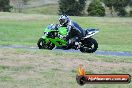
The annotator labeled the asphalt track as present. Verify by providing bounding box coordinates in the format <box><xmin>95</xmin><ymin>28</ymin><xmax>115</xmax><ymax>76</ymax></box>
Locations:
<box><xmin>0</xmin><ymin>45</ymin><xmax>132</xmax><ymax>57</ymax></box>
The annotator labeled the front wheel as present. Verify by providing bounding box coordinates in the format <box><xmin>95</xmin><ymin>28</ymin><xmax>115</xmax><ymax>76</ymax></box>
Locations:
<box><xmin>80</xmin><ymin>38</ymin><xmax>98</xmax><ymax>53</ymax></box>
<box><xmin>37</xmin><ymin>38</ymin><xmax>55</xmax><ymax>50</ymax></box>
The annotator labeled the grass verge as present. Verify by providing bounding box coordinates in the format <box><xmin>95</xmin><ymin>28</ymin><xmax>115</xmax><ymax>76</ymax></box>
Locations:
<box><xmin>0</xmin><ymin>48</ymin><xmax>132</xmax><ymax>88</ymax></box>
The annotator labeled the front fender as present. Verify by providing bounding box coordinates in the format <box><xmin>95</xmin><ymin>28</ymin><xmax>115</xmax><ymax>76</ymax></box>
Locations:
<box><xmin>41</xmin><ymin>35</ymin><xmax>49</xmax><ymax>43</ymax></box>
<box><xmin>42</xmin><ymin>35</ymin><xmax>46</xmax><ymax>39</ymax></box>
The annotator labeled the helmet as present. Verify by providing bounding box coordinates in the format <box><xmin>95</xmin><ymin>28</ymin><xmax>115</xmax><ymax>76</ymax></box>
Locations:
<box><xmin>59</xmin><ymin>15</ymin><xmax>70</xmax><ymax>25</ymax></box>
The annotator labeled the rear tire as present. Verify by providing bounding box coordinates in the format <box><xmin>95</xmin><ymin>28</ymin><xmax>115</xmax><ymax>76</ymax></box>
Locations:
<box><xmin>80</xmin><ymin>38</ymin><xmax>98</xmax><ymax>53</ymax></box>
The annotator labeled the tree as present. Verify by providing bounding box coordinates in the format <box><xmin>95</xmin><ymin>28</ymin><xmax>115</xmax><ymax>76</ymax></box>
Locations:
<box><xmin>129</xmin><ymin>0</ymin><xmax>132</xmax><ymax>6</ymax></box>
<box><xmin>87</xmin><ymin>0</ymin><xmax>105</xmax><ymax>16</ymax></box>
<box><xmin>113</xmin><ymin>0</ymin><xmax>130</xmax><ymax>16</ymax></box>
<box><xmin>129</xmin><ymin>10</ymin><xmax>132</xmax><ymax>17</ymax></box>
<box><xmin>102</xmin><ymin>0</ymin><xmax>114</xmax><ymax>16</ymax></box>
<box><xmin>78</xmin><ymin>0</ymin><xmax>87</xmax><ymax>14</ymax></box>
<box><xmin>117</xmin><ymin>8</ymin><xmax>127</xmax><ymax>16</ymax></box>
<box><xmin>103</xmin><ymin>0</ymin><xmax>131</xmax><ymax>16</ymax></box>
<box><xmin>0</xmin><ymin>0</ymin><xmax>12</xmax><ymax>12</ymax></box>
<box><xmin>22</xmin><ymin>0</ymin><xmax>29</xmax><ymax>5</ymax></box>
<box><xmin>58</xmin><ymin>0</ymin><xmax>86</xmax><ymax>16</ymax></box>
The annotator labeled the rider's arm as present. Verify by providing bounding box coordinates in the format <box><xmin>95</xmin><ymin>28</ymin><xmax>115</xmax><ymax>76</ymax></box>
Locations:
<box><xmin>66</xmin><ymin>21</ymin><xmax>73</xmax><ymax>40</ymax></box>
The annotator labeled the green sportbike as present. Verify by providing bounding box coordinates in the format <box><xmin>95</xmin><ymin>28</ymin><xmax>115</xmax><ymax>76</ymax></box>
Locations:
<box><xmin>37</xmin><ymin>24</ymin><xmax>99</xmax><ymax>53</ymax></box>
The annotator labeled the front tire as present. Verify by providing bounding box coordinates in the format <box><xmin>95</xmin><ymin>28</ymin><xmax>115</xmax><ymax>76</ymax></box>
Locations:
<box><xmin>37</xmin><ymin>38</ymin><xmax>55</xmax><ymax>50</ymax></box>
<box><xmin>37</xmin><ymin>38</ymin><xmax>45</xmax><ymax>49</ymax></box>
<box><xmin>80</xmin><ymin>38</ymin><xmax>98</xmax><ymax>53</ymax></box>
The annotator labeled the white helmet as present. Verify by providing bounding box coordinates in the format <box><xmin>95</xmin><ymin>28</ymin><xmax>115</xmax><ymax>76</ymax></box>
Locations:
<box><xmin>59</xmin><ymin>15</ymin><xmax>70</xmax><ymax>25</ymax></box>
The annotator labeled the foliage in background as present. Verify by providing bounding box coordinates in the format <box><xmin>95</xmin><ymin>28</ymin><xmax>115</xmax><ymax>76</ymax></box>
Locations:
<box><xmin>117</xmin><ymin>8</ymin><xmax>127</xmax><ymax>17</ymax></box>
<box><xmin>78</xmin><ymin>0</ymin><xmax>87</xmax><ymax>15</ymax></box>
<box><xmin>11</xmin><ymin>0</ymin><xmax>31</xmax><ymax>13</ymax></box>
<box><xmin>87</xmin><ymin>0</ymin><xmax>105</xmax><ymax>16</ymax></box>
<box><xmin>0</xmin><ymin>0</ymin><xmax>12</xmax><ymax>12</ymax></box>
<box><xmin>103</xmin><ymin>0</ymin><xmax>132</xmax><ymax>16</ymax></box>
<box><xmin>58</xmin><ymin>0</ymin><xmax>86</xmax><ymax>16</ymax></box>
<box><xmin>8</xmin><ymin>0</ymin><xmax>132</xmax><ymax>17</ymax></box>
<box><xmin>22</xmin><ymin>0</ymin><xmax>30</xmax><ymax>5</ymax></box>
<box><xmin>129</xmin><ymin>10</ymin><xmax>132</xmax><ymax>17</ymax></box>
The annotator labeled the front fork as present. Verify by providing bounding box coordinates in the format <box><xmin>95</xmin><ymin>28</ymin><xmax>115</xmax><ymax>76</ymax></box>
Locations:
<box><xmin>42</xmin><ymin>35</ymin><xmax>49</xmax><ymax>44</ymax></box>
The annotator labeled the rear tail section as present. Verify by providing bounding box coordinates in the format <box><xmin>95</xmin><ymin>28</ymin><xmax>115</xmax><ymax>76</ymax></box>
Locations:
<box><xmin>84</xmin><ymin>28</ymin><xmax>99</xmax><ymax>38</ymax></box>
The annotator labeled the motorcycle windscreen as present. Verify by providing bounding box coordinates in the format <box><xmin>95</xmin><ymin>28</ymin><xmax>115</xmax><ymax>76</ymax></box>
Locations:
<box><xmin>44</xmin><ymin>25</ymin><xmax>53</xmax><ymax>32</ymax></box>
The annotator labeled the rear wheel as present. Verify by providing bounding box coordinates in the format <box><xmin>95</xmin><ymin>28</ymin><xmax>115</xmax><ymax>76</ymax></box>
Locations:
<box><xmin>37</xmin><ymin>38</ymin><xmax>55</xmax><ymax>50</ymax></box>
<box><xmin>80</xmin><ymin>38</ymin><xmax>98</xmax><ymax>53</ymax></box>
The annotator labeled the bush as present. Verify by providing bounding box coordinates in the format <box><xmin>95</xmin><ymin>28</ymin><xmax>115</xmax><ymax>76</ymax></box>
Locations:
<box><xmin>0</xmin><ymin>0</ymin><xmax>12</xmax><ymax>12</ymax></box>
<box><xmin>129</xmin><ymin>10</ymin><xmax>132</xmax><ymax>17</ymax></box>
<box><xmin>87</xmin><ymin>0</ymin><xmax>105</xmax><ymax>16</ymax></box>
<box><xmin>58</xmin><ymin>0</ymin><xmax>86</xmax><ymax>16</ymax></box>
<box><xmin>117</xmin><ymin>8</ymin><xmax>128</xmax><ymax>17</ymax></box>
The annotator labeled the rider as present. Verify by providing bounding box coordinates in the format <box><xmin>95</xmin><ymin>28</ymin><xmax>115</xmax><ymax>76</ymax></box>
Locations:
<box><xmin>58</xmin><ymin>15</ymin><xmax>85</xmax><ymax>48</ymax></box>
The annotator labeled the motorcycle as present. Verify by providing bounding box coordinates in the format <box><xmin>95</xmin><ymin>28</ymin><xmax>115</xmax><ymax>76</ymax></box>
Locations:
<box><xmin>37</xmin><ymin>24</ymin><xmax>99</xmax><ymax>53</ymax></box>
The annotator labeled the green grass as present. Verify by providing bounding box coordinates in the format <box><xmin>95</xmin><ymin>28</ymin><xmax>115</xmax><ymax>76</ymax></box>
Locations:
<box><xmin>0</xmin><ymin>12</ymin><xmax>132</xmax><ymax>52</ymax></box>
<box><xmin>0</xmin><ymin>48</ymin><xmax>132</xmax><ymax>88</ymax></box>
<box><xmin>0</xmin><ymin>12</ymin><xmax>132</xmax><ymax>88</ymax></box>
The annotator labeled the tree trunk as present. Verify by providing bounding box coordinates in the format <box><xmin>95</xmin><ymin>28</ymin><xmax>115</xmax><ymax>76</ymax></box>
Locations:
<box><xmin>109</xmin><ymin>6</ymin><xmax>114</xmax><ymax>16</ymax></box>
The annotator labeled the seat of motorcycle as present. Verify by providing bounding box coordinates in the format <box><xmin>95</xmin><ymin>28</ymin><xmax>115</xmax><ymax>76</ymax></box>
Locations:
<box><xmin>81</xmin><ymin>29</ymin><xmax>86</xmax><ymax>37</ymax></box>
